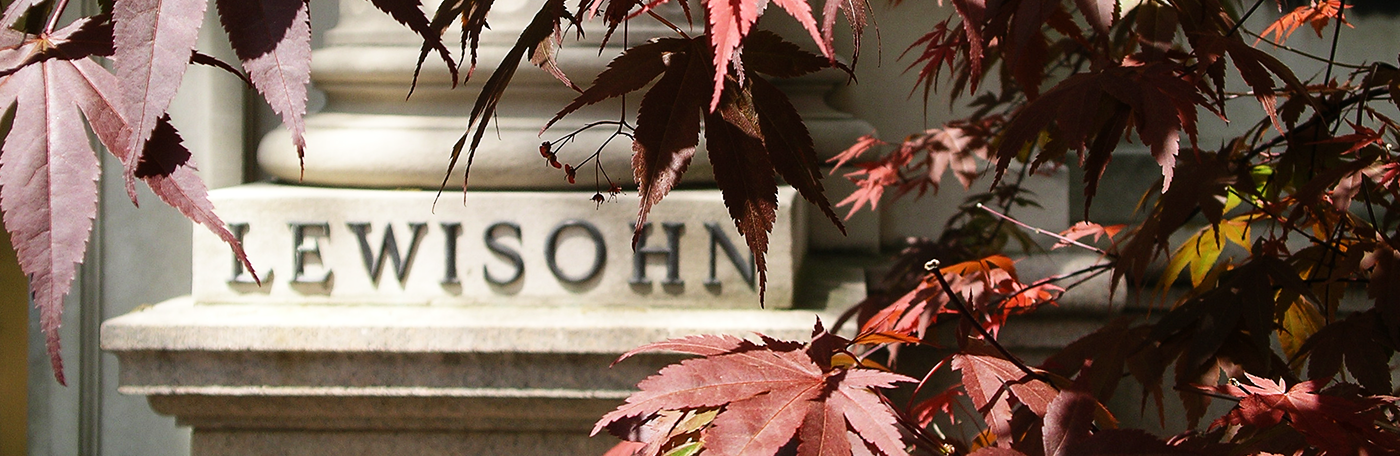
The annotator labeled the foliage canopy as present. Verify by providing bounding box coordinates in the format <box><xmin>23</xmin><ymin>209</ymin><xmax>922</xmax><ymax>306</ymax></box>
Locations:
<box><xmin>1</xmin><ymin>0</ymin><xmax>1399</xmax><ymax>454</ymax></box>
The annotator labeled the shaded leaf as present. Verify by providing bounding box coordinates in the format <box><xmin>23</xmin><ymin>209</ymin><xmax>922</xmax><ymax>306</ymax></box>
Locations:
<box><xmin>741</xmin><ymin>30</ymin><xmax>835</xmax><ymax>79</ymax></box>
<box><xmin>750</xmin><ymin>76</ymin><xmax>844</xmax><ymax>235</ymax></box>
<box><xmin>135</xmin><ymin>116</ymin><xmax>257</xmax><ymax>285</ymax></box>
<box><xmin>1064</xmin><ymin>429</ymin><xmax>1195</xmax><ymax>455</ymax></box>
<box><xmin>0</xmin><ymin>0</ymin><xmax>43</xmax><ymax>30</ymax></box>
<box><xmin>1297</xmin><ymin>310</ymin><xmax>1394</xmax><ymax>395</ymax></box>
<box><xmin>1133</xmin><ymin>0</ymin><xmax>1177</xmax><ymax>62</ymax></box>
<box><xmin>446</xmin><ymin>0</ymin><xmax>569</xmax><ymax>190</ymax></box>
<box><xmin>994</xmin><ymin>62</ymin><xmax>1207</xmax><ymax>201</ymax></box>
<box><xmin>365</xmin><ymin>0</ymin><xmax>458</xmax><ymax>88</ymax></box>
<box><xmin>1043</xmin><ymin>390</ymin><xmax>1096</xmax><ymax>456</ymax></box>
<box><xmin>630</xmin><ymin>38</ymin><xmax>709</xmax><ymax>246</ymax></box>
<box><xmin>544</xmin><ymin>37</ymin><xmax>687</xmax><ymax>132</ymax></box>
<box><xmin>707</xmin><ymin>79</ymin><xmax>778</xmax><ymax>302</ymax></box>
<box><xmin>1073</xmin><ymin>0</ymin><xmax>1116</xmax><ymax>35</ymax></box>
<box><xmin>419</xmin><ymin>0</ymin><xmax>494</xmax><ymax>83</ymax></box>
<box><xmin>216</xmin><ymin>0</ymin><xmax>312</xmax><ymax>167</ymax></box>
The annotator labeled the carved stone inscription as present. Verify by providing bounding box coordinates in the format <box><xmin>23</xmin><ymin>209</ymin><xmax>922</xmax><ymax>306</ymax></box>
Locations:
<box><xmin>193</xmin><ymin>185</ymin><xmax>807</xmax><ymax>309</ymax></box>
<box><xmin>224</xmin><ymin>219</ymin><xmax>754</xmax><ymax>288</ymax></box>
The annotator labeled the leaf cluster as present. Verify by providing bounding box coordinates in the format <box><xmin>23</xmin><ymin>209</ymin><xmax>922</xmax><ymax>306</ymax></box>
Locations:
<box><xmin>596</xmin><ymin>0</ymin><xmax>1400</xmax><ymax>455</ymax></box>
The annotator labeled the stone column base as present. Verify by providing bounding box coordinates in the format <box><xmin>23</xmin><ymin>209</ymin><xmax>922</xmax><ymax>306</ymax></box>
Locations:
<box><xmin>101</xmin><ymin>265</ymin><xmax>862</xmax><ymax>455</ymax></box>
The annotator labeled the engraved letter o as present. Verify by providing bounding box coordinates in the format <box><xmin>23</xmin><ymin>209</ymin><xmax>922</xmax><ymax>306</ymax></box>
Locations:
<box><xmin>545</xmin><ymin>220</ymin><xmax>606</xmax><ymax>284</ymax></box>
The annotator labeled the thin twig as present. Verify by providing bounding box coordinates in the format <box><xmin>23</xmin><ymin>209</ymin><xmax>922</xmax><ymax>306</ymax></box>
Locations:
<box><xmin>1225</xmin><ymin>0</ymin><xmax>1269</xmax><ymax>40</ymax></box>
<box><xmin>975</xmin><ymin>203</ymin><xmax>1114</xmax><ymax>257</ymax></box>
<box><xmin>1174</xmin><ymin>384</ymin><xmax>1241</xmax><ymax>402</ymax></box>
<box><xmin>925</xmin><ymin>259</ymin><xmax>1052</xmax><ymax>385</ymax></box>
<box><xmin>647</xmin><ymin>10</ymin><xmax>687</xmax><ymax>39</ymax></box>
<box><xmin>1226</xmin><ymin>187</ymin><xmax>1347</xmax><ymax>257</ymax></box>
<box><xmin>1242</xmin><ymin>30</ymin><xmax>1367</xmax><ymax>70</ymax></box>
<box><xmin>878</xmin><ymin>392</ymin><xmax>951</xmax><ymax>455</ymax></box>
<box><xmin>983</xmin><ymin>262</ymin><xmax>1113</xmax><ymax>314</ymax></box>
<box><xmin>1241</xmin><ymin>87</ymin><xmax>1390</xmax><ymax>162</ymax></box>
<box><xmin>1360</xmin><ymin>179</ymin><xmax>1391</xmax><ymax>246</ymax></box>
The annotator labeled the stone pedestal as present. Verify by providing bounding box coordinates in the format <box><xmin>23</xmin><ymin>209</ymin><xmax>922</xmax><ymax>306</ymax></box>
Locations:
<box><xmin>102</xmin><ymin>290</ymin><xmax>860</xmax><ymax>455</ymax></box>
<box><xmin>101</xmin><ymin>0</ymin><xmax>877</xmax><ymax>454</ymax></box>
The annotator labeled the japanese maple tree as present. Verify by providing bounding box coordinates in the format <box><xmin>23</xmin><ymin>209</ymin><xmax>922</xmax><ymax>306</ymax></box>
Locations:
<box><xmin>5</xmin><ymin>0</ymin><xmax>1400</xmax><ymax>454</ymax></box>
<box><xmin>580</xmin><ymin>0</ymin><xmax>1400</xmax><ymax>454</ymax></box>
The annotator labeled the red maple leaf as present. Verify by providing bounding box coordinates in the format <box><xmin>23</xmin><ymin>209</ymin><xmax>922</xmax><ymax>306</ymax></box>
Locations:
<box><xmin>1203</xmin><ymin>373</ymin><xmax>1400</xmax><ymax>454</ymax></box>
<box><xmin>861</xmin><ymin>255</ymin><xmax>1058</xmax><ymax>341</ymax></box>
<box><xmin>953</xmin><ymin>342</ymin><xmax>1059</xmax><ymax>441</ymax></box>
<box><xmin>215</xmin><ymin>0</ymin><xmax>313</xmax><ymax>169</ymax></box>
<box><xmin>1258</xmin><ymin>0</ymin><xmax>1351</xmax><ymax>45</ymax></box>
<box><xmin>597</xmin><ymin>326</ymin><xmax>915</xmax><ymax>456</ymax></box>
<box><xmin>831</xmin><ymin>120</ymin><xmax>994</xmax><ymax>219</ymax></box>
<box><xmin>993</xmin><ymin>61</ymin><xmax>1208</xmax><ymax>206</ymax></box>
<box><xmin>835</xmin><ymin>160</ymin><xmax>901</xmax><ymax>220</ymax></box>
<box><xmin>112</xmin><ymin>0</ymin><xmax>208</xmax><ymax>178</ymax></box>
<box><xmin>1053</xmin><ymin>221</ymin><xmax>1124</xmax><ymax>250</ymax></box>
<box><xmin>0</xmin><ymin>15</ymin><xmax>253</xmax><ymax>384</ymax></box>
<box><xmin>702</xmin><ymin>0</ymin><xmax>828</xmax><ymax>111</ymax></box>
<box><xmin>548</xmin><ymin>33</ymin><xmax>842</xmax><ymax>303</ymax></box>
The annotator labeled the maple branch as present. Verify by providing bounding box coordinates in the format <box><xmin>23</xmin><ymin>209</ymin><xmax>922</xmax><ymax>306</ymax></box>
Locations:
<box><xmin>1322</xmin><ymin>0</ymin><xmax>1349</xmax><ymax>90</ymax></box>
<box><xmin>977</xmin><ymin>167</ymin><xmax>1029</xmax><ymax>250</ymax></box>
<box><xmin>983</xmin><ymin>262</ymin><xmax>1113</xmax><ymax>316</ymax></box>
<box><xmin>1226</xmin><ymin>189</ymin><xmax>1348</xmax><ymax>258</ymax></box>
<box><xmin>1359</xmin><ymin>179</ymin><xmax>1392</xmax><ymax>246</ymax></box>
<box><xmin>975</xmin><ymin>203</ymin><xmax>1114</xmax><ymax>258</ymax></box>
<box><xmin>1173</xmin><ymin>384</ymin><xmax>1240</xmax><ymax>402</ymax></box>
<box><xmin>646</xmin><ymin>10</ymin><xmax>687</xmax><ymax>39</ymax></box>
<box><xmin>924</xmin><ymin>259</ymin><xmax>1051</xmax><ymax>386</ymax></box>
<box><xmin>877</xmin><ymin>393</ymin><xmax>952</xmax><ymax>455</ymax></box>
<box><xmin>1224</xmin><ymin>0</ymin><xmax>1269</xmax><ymax>40</ymax></box>
<box><xmin>1242</xmin><ymin>30</ymin><xmax>1367</xmax><ymax>70</ymax></box>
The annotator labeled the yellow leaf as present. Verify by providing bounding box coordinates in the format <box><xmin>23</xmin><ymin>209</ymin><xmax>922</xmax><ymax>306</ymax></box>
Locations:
<box><xmin>1278</xmin><ymin>298</ymin><xmax>1324</xmax><ymax>364</ymax></box>
<box><xmin>1160</xmin><ymin>218</ymin><xmax>1252</xmax><ymax>290</ymax></box>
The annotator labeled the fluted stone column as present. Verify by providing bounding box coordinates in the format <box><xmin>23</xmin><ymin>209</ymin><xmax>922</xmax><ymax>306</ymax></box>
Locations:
<box><xmin>103</xmin><ymin>1</ymin><xmax>874</xmax><ymax>454</ymax></box>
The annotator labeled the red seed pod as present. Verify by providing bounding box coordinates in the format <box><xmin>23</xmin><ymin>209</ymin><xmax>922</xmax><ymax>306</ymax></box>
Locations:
<box><xmin>539</xmin><ymin>141</ymin><xmax>551</xmax><ymax>158</ymax></box>
<box><xmin>549</xmin><ymin>157</ymin><xmax>562</xmax><ymax>169</ymax></box>
<box><xmin>564</xmin><ymin>164</ymin><xmax>576</xmax><ymax>184</ymax></box>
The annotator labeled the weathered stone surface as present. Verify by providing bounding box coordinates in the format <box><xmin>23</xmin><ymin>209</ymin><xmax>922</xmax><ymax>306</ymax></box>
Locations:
<box><xmin>101</xmin><ymin>291</ymin><xmax>862</xmax><ymax>455</ymax></box>
<box><xmin>194</xmin><ymin>184</ymin><xmax>807</xmax><ymax>308</ymax></box>
<box><xmin>193</xmin><ymin>430</ymin><xmax>614</xmax><ymax>456</ymax></box>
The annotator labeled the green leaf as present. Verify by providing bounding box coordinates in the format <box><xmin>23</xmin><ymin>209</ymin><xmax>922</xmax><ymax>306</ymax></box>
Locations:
<box><xmin>662</xmin><ymin>441</ymin><xmax>702</xmax><ymax>456</ymax></box>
